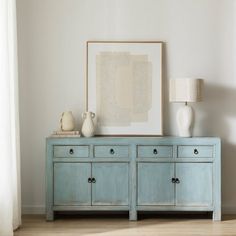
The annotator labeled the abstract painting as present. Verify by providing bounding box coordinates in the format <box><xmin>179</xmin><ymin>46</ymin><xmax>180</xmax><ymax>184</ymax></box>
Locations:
<box><xmin>86</xmin><ymin>41</ymin><xmax>163</xmax><ymax>135</ymax></box>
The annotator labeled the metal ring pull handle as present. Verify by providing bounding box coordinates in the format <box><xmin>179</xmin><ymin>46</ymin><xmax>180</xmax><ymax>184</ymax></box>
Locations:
<box><xmin>194</xmin><ymin>149</ymin><xmax>199</xmax><ymax>155</ymax></box>
<box><xmin>91</xmin><ymin>178</ymin><xmax>96</xmax><ymax>183</ymax></box>
<box><xmin>88</xmin><ymin>178</ymin><xmax>92</xmax><ymax>183</ymax></box>
<box><xmin>171</xmin><ymin>178</ymin><xmax>176</xmax><ymax>183</ymax></box>
<box><xmin>175</xmin><ymin>178</ymin><xmax>180</xmax><ymax>184</ymax></box>
<box><xmin>153</xmin><ymin>149</ymin><xmax>158</xmax><ymax>155</ymax></box>
<box><xmin>110</xmin><ymin>149</ymin><xmax>115</xmax><ymax>155</ymax></box>
<box><xmin>69</xmin><ymin>149</ymin><xmax>74</xmax><ymax>154</ymax></box>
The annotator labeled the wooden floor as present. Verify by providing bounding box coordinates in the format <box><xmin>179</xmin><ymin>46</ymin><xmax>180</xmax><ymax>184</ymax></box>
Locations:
<box><xmin>14</xmin><ymin>214</ymin><xmax>236</xmax><ymax>236</ymax></box>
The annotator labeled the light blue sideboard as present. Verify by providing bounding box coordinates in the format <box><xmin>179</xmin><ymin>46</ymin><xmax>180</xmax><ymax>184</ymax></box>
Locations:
<box><xmin>46</xmin><ymin>137</ymin><xmax>221</xmax><ymax>221</ymax></box>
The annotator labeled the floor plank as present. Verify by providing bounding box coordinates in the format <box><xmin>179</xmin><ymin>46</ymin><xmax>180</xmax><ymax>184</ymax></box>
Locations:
<box><xmin>14</xmin><ymin>214</ymin><xmax>236</xmax><ymax>236</ymax></box>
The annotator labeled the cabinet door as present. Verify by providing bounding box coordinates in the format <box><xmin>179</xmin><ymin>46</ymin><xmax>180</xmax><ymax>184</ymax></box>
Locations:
<box><xmin>138</xmin><ymin>163</ymin><xmax>175</xmax><ymax>205</ymax></box>
<box><xmin>54</xmin><ymin>163</ymin><xmax>91</xmax><ymax>205</ymax></box>
<box><xmin>176</xmin><ymin>163</ymin><xmax>212</xmax><ymax>206</ymax></box>
<box><xmin>92</xmin><ymin>163</ymin><xmax>129</xmax><ymax>206</ymax></box>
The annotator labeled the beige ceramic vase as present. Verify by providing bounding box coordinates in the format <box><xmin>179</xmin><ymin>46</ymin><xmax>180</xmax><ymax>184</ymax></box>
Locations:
<box><xmin>60</xmin><ymin>111</ymin><xmax>75</xmax><ymax>131</ymax></box>
<box><xmin>81</xmin><ymin>111</ymin><xmax>96</xmax><ymax>137</ymax></box>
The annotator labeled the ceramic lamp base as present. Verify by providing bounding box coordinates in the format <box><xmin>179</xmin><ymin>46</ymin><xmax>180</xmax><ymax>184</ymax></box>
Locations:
<box><xmin>176</xmin><ymin>104</ymin><xmax>193</xmax><ymax>137</ymax></box>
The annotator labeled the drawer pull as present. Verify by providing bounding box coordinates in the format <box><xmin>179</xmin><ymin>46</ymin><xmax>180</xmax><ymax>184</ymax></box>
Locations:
<box><xmin>91</xmin><ymin>177</ymin><xmax>96</xmax><ymax>183</ymax></box>
<box><xmin>110</xmin><ymin>149</ymin><xmax>115</xmax><ymax>155</ymax></box>
<box><xmin>69</xmin><ymin>149</ymin><xmax>74</xmax><ymax>154</ymax></box>
<box><xmin>194</xmin><ymin>149</ymin><xmax>199</xmax><ymax>155</ymax></box>
<box><xmin>171</xmin><ymin>178</ymin><xmax>176</xmax><ymax>183</ymax></box>
<box><xmin>88</xmin><ymin>177</ymin><xmax>92</xmax><ymax>183</ymax></box>
<box><xmin>153</xmin><ymin>149</ymin><xmax>158</xmax><ymax>155</ymax></box>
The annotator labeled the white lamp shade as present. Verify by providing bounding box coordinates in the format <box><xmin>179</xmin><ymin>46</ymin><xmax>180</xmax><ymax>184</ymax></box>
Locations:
<box><xmin>169</xmin><ymin>78</ymin><xmax>204</xmax><ymax>102</ymax></box>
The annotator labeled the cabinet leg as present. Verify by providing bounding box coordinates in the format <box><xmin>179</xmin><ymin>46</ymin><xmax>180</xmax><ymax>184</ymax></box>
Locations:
<box><xmin>46</xmin><ymin>210</ymin><xmax>54</xmax><ymax>221</ymax></box>
<box><xmin>129</xmin><ymin>210</ymin><xmax>137</xmax><ymax>221</ymax></box>
<box><xmin>213</xmin><ymin>210</ymin><xmax>221</xmax><ymax>221</ymax></box>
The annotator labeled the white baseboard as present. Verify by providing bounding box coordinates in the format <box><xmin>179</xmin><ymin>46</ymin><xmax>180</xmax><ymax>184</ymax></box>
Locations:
<box><xmin>22</xmin><ymin>205</ymin><xmax>236</xmax><ymax>215</ymax></box>
<box><xmin>22</xmin><ymin>205</ymin><xmax>45</xmax><ymax>215</ymax></box>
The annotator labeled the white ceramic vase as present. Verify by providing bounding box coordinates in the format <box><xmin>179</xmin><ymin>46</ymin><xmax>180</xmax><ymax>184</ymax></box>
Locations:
<box><xmin>81</xmin><ymin>111</ymin><xmax>96</xmax><ymax>137</ymax></box>
<box><xmin>60</xmin><ymin>111</ymin><xmax>75</xmax><ymax>131</ymax></box>
<box><xmin>176</xmin><ymin>104</ymin><xmax>193</xmax><ymax>137</ymax></box>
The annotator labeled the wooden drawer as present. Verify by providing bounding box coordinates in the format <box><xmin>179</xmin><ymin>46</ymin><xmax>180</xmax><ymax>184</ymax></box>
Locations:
<box><xmin>137</xmin><ymin>145</ymin><xmax>173</xmax><ymax>158</ymax></box>
<box><xmin>177</xmin><ymin>145</ymin><xmax>213</xmax><ymax>158</ymax></box>
<box><xmin>54</xmin><ymin>145</ymin><xmax>89</xmax><ymax>158</ymax></box>
<box><xmin>94</xmin><ymin>145</ymin><xmax>129</xmax><ymax>158</ymax></box>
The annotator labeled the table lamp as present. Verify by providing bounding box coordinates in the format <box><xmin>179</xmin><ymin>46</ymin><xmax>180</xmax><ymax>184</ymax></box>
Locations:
<box><xmin>169</xmin><ymin>78</ymin><xmax>204</xmax><ymax>137</ymax></box>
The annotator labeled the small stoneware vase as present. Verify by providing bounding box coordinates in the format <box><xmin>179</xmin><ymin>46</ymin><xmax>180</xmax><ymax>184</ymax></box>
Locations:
<box><xmin>60</xmin><ymin>111</ymin><xmax>75</xmax><ymax>131</ymax></box>
<box><xmin>81</xmin><ymin>111</ymin><xmax>96</xmax><ymax>137</ymax></box>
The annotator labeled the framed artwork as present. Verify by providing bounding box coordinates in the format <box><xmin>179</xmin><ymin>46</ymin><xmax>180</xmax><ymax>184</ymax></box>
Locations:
<box><xmin>86</xmin><ymin>41</ymin><xmax>163</xmax><ymax>136</ymax></box>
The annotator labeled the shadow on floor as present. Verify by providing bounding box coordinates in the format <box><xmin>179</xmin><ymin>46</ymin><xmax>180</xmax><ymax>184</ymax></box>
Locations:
<box><xmin>55</xmin><ymin>211</ymin><xmax>212</xmax><ymax>221</ymax></box>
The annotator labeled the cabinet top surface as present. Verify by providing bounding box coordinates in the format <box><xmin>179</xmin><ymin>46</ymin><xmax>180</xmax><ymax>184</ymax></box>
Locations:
<box><xmin>47</xmin><ymin>136</ymin><xmax>220</xmax><ymax>139</ymax></box>
<box><xmin>47</xmin><ymin>136</ymin><xmax>220</xmax><ymax>145</ymax></box>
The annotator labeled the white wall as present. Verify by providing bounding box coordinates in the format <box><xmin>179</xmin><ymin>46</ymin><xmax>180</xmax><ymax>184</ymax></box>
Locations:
<box><xmin>16</xmin><ymin>0</ymin><xmax>236</xmax><ymax>214</ymax></box>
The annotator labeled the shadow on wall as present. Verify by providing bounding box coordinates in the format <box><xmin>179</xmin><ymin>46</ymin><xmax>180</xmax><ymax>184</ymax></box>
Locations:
<box><xmin>162</xmin><ymin>43</ymin><xmax>172</xmax><ymax>135</ymax></box>
<box><xmin>199</xmin><ymin>83</ymin><xmax>236</xmax><ymax>206</ymax></box>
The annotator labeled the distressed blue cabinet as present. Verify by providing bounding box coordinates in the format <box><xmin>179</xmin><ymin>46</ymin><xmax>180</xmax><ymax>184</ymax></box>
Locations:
<box><xmin>53</xmin><ymin>162</ymin><xmax>128</xmax><ymax>206</ymax></box>
<box><xmin>46</xmin><ymin>137</ymin><xmax>221</xmax><ymax>221</ymax></box>
<box><xmin>54</xmin><ymin>163</ymin><xmax>91</xmax><ymax>206</ymax></box>
<box><xmin>138</xmin><ymin>163</ymin><xmax>175</xmax><ymax>205</ymax></box>
<box><xmin>175</xmin><ymin>163</ymin><xmax>213</xmax><ymax>206</ymax></box>
<box><xmin>92</xmin><ymin>163</ymin><xmax>129</xmax><ymax>206</ymax></box>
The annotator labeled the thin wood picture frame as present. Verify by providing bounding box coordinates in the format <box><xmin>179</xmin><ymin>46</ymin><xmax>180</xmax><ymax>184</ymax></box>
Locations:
<box><xmin>86</xmin><ymin>41</ymin><xmax>163</xmax><ymax>136</ymax></box>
